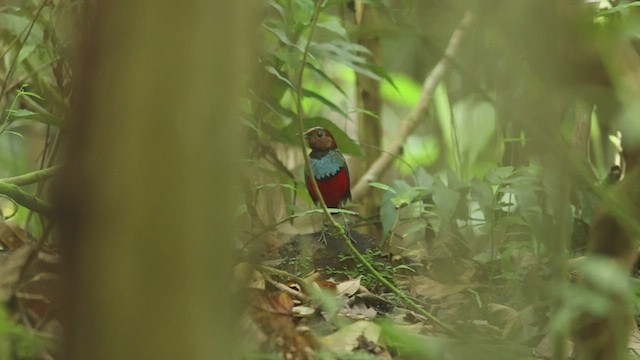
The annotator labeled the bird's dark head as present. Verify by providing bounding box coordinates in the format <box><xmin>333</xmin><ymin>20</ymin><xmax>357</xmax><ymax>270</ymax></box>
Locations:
<box><xmin>304</xmin><ymin>127</ymin><xmax>337</xmax><ymax>151</ymax></box>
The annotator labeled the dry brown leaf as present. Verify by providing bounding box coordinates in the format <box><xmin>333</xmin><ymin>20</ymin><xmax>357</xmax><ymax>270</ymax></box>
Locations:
<box><xmin>0</xmin><ymin>220</ymin><xmax>30</xmax><ymax>250</ymax></box>
<box><xmin>486</xmin><ymin>303</ymin><xmax>522</xmax><ymax>339</ymax></box>
<box><xmin>628</xmin><ymin>324</ymin><xmax>640</xmax><ymax>355</ymax></box>
<box><xmin>321</xmin><ymin>320</ymin><xmax>380</xmax><ymax>353</ymax></box>
<box><xmin>336</xmin><ymin>277</ymin><xmax>361</xmax><ymax>297</ymax></box>
<box><xmin>248</xmin><ymin>289</ymin><xmax>317</xmax><ymax>359</ymax></box>
<box><xmin>0</xmin><ymin>245</ymin><xmax>33</xmax><ymax>302</ymax></box>
<box><xmin>340</xmin><ymin>301</ymin><xmax>377</xmax><ymax>320</ymax></box>
<box><xmin>314</xmin><ymin>279</ymin><xmax>337</xmax><ymax>293</ymax></box>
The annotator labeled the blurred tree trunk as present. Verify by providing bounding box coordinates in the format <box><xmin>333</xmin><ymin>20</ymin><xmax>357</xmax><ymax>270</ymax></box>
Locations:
<box><xmin>353</xmin><ymin>2</ymin><xmax>382</xmax><ymax>237</ymax></box>
<box><xmin>57</xmin><ymin>1</ymin><xmax>254</xmax><ymax>359</ymax></box>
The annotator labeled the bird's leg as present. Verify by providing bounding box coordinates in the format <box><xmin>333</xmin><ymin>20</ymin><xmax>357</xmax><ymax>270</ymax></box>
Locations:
<box><xmin>339</xmin><ymin>212</ymin><xmax>355</xmax><ymax>243</ymax></box>
<box><xmin>317</xmin><ymin>221</ymin><xmax>329</xmax><ymax>244</ymax></box>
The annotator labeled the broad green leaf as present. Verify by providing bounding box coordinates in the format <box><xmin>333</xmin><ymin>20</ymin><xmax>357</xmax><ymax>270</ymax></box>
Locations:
<box><xmin>434</xmin><ymin>82</ymin><xmax>456</xmax><ymax>168</ymax></box>
<box><xmin>432</xmin><ymin>180</ymin><xmax>460</xmax><ymax>224</ymax></box>
<box><xmin>485</xmin><ymin>166</ymin><xmax>514</xmax><ymax>185</ymax></box>
<box><xmin>471</xmin><ymin>178</ymin><xmax>494</xmax><ymax>217</ymax></box>
<box><xmin>391</xmin><ymin>191</ymin><xmax>414</xmax><ymax>208</ymax></box>
<box><xmin>452</xmin><ymin>98</ymin><xmax>497</xmax><ymax>166</ymax></box>
<box><xmin>380</xmin><ymin>189</ymin><xmax>398</xmax><ymax>238</ymax></box>
<box><xmin>415</xmin><ymin>167</ymin><xmax>435</xmax><ymax>188</ymax></box>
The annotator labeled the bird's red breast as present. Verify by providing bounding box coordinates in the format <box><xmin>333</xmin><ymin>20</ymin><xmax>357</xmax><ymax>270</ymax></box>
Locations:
<box><xmin>306</xmin><ymin>166</ymin><xmax>350</xmax><ymax>208</ymax></box>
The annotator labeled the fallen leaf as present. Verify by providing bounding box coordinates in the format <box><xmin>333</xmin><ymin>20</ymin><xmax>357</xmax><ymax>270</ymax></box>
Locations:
<box><xmin>322</xmin><ymin>320</ymin><xmax>381</xmax><ymax>353</ymax></box>
<box><xmin>336</xmin><ymin>277</ymin><xmax>361</xmax><ymax>297</ymax></box>
<box><xmin>0</xmin><ymin>245</ymin><xmax>33</xmax><ymax>302</ymax></box>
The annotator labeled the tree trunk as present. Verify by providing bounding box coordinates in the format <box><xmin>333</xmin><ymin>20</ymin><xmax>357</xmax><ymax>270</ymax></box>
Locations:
<box><xmin>353</xmin><ymin>2</ymin><xmax>382</xmax><ymax>237</ymax></box>
<box><xmin>57</xmin><ymin>2</ymin><xmax>254</xmax><ymax>359</ymax></box>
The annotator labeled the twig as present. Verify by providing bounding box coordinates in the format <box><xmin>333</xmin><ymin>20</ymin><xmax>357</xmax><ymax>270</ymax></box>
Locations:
<box><xmin>2</xmin><ymin>166</ymin><xmax>61</xmax><ymax>186</ymax></box>
<box><xmin>0</xmin><ymin>182</ymin><xmax>52</xmax><ymax>217</ymax></box>
<box><xmin>351</xmin><ymin>12</ymin><xmax>475</xmax><ymax>201</ymax></box>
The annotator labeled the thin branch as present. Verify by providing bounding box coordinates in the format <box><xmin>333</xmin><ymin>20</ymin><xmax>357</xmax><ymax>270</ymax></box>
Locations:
<box><xmin>0</xmin><ymin>182</ymin><xmax>52</xmax><ymax>217</ymax></box>
<box><xmin>2</xmin><ymin>166</ymin><xmax>61</xmax><ymax>186</ymax></box>
<box><xmin>351</xmin><ymin>12</ymin><xmax>475</xmax><ymax>202</ymax></box>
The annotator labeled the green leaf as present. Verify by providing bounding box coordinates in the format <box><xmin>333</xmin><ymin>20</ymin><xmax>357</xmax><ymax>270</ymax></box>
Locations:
<box><xmin>380</xmin><ymin>190</ymin><xmax>398</xmax><ymax>238</ymax></box>
<box><xmin>267</xmin><ymin>0</ymin><xmax>287</xmax><ymax>21</ymax></box>
<box><xmin>4</xmin><ymin>130</ymin><xmax>24</xmax><ymax>139</ymax></box>
<box><xmin>19</xmin><ymin>90</ymin><xmax>44</xmax><ymax>100</ymax></box>
<box><xmin>0</xmin><ymin>13</ymin><xmax>44</xmax><ymax>43</ymax></box>
<box><xmin>485</xmin><ymin>166</ymin><xmax>514</xmax><ymax>185</ymax></box>
<box><xmin>7</xmin><ymin>109</ymin><xmax>37</xmax><ymax>119</ymax></box>
<box><xmin>368</xmin><ymin>182</ymin><xmax>396</xmax><ymax>194</ymax></box>
<box><xmin>433</xmin><ymin>82</ymin><xmax>456</xmax><ymax>168</ymax></box>
<box><xmin>599</xmin><ymin>2</ymin><xmax>640</xmax><ymax>15</ymax></box>
<box><xmin>264</xmin><ymin>65</ymin><xmax>296</xmax><ymax>90</ymax></box>
<box><xmin>306</xmin><ymin>62</ymin><xmax>347</xmax><ymax>96</ymax></box>
<box><xmin>310</xmin><ymin>41</ymin><xmax>384</xmax><ymax>81</ymax></box>
<box><xmin>262</xmin><ymin>23</ymin><xmax>302</xmax><ymax>51</ymax></box>
<box><xmin>432</xmin><ymin>180</ymin><xmax>460</xmax><ymax>224</ymax></box>
<box><xmin>301</xmin><ymin>88</ymin><xmax>349</xmax><ymax>117</ymax></box>
<box><xmin>365</xmin><ymin>63</ymin><xmax>397</xmax><ymax>89</ymax></box>
<box><xmin>452</xmin><ymin>98</ymin><xmax>497</xmax><ymax>166</ymax></box>
<box><xmin>317</xmin><ymin>19</ymin><xmax>347</xmax><ymax>39</ymax></box>
<box><xmin>391</xmin><ymin>188</ymin><xmax>417</xmax><ymax>208</ymax></box>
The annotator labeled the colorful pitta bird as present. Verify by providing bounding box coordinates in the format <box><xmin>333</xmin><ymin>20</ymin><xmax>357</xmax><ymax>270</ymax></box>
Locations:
<box><xmin>304</xmin><ymin>127</ymin><xmax>351</xmax><ymax>209</ymax></box>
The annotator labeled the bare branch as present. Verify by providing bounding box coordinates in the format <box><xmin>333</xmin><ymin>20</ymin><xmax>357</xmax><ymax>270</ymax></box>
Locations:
<box><xmin>351</xmin><ymin>12</ymin><xmax>475</xmax><ymax>201</ymax></box>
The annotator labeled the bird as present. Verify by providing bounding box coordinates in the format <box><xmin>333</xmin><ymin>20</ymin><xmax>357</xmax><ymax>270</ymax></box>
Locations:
<box><xmin>304</xmin><ymin>127</ymin><xmax>351</xmax><ymax>209</ymax></box>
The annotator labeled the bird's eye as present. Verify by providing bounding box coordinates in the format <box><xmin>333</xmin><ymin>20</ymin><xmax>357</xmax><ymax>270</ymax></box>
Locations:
<box><xmin>316</xmin><ymin>131</ymin><xmax>324</xmax><ymax>138</ymax></box>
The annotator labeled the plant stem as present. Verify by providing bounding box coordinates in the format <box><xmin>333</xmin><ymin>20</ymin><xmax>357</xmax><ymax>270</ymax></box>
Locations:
<box><xmin>2</xmin><ymin>166</ymin><xmax>61</xmax><ymax>186</ymax></box>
